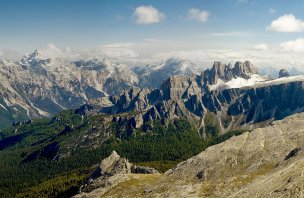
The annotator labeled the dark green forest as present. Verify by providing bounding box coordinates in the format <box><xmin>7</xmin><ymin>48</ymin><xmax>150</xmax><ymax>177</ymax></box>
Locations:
<box><xmin>0</xmin><ymin>110</ymin><xmax>245</xmax><ymax>197</ymax></box>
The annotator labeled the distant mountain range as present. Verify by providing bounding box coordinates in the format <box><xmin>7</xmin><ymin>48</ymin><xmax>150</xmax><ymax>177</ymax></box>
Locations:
<box><xmin>0</xmin><ymin>49</ymin><xmax>304</xmax><ymax>129</ymax></box>
<box><xmin>0</xmin><ymin>50</ymin><xmax>203</xmax><ymax>129</ymax></box>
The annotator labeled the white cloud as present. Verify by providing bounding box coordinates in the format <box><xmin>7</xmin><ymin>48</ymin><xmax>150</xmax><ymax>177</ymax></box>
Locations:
<box><xmin>9</xmin><ymin>39</ymin><xmax>304</xmax><ymax>71</ymax></box>
<box><xmin>0</xmin><ymin>49</ymin><xmax>21</xmax><ymax>60</ymax></box>
<box><xmin>253</xmin><ymin>43</ymin><xmax>268</xmax><ymax>51</ymax></box>
<box><xmin>98</xmin><ymin>43</ymin><xmax>138</xmax><ymax>58</ymax></box>
<box><xmin>267</xmin><ymin>14</ymin><xmax>304</xmax><ymax>32</ymax></box>
<box><xmin>152</xmin><ymin>44</ymin><xmax>304</xmax><ymax>69</ymax></box>
<box><xmin>133</xmin><ymin>5</ymin><xmax>165</xmax><ymax>25</ymax></box>
<box><xmin>38</xmin><ymin>43</ymin><xmax>62</xmax><ymax>58</ymax></box>
<box><xmin>280</xmin><ymin>38</ymin><xmax>304</xmax><ymax>52</ymax></box>
<box><xmin>187</xmin><ymin>9</ymin><xmax>209</xmax><ymax>23</ymax></box>
<box><xmin>154</xmin><ymin>49</ymin><xmax>243</xmax><ymax>65</ymax></box>
<box><xmin>34</xmin><ymin>43</ymin><xmax>79</xmax><ymax>60</ymax></box>
<box><xmin>269</xmin><ymin>8</ymin><xmax>276</xmax><ymax>15</ymax></box>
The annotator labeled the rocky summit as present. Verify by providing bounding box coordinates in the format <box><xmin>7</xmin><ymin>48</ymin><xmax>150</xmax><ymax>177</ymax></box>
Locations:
<box><xmin>202</xmin><ymin>60</ymin><xmax>258</xmax><ymax>85</ymax></box>
<box><xmin>74</xmin><ymin>113</ymin><xmax>304</xmax><ymax>198</ymax></box>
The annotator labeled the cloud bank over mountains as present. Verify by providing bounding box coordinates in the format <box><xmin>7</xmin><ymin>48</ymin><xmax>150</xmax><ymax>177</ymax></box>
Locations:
<box><xmin>2</xmin><ymin>39</ymin><xmax>304</xmax><ymax>70</ymax></box>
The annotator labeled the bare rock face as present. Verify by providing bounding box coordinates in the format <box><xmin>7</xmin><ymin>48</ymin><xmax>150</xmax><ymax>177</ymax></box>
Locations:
<box><xmin>95</xmin><ymin>151</ymin><xmax>131</xmax><ymax>177</ymax></box>
<box><xmin>279</xmin><ymin>69</ymin><xmax>290</xmax><ymax>78</ymax></box>
<box><xmin>233</xmin><ymin>60</ymin><xmax>258</xmax><ymax>79</ymax></box>
<box><xmin>202</xmin><ymin>60</ymin><xmax>258</xmax><ymax>85</ymax></box>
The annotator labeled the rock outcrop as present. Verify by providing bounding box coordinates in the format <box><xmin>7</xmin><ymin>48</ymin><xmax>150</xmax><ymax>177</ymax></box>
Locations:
<box><xmin>74</xmin><ymin>113</ymin><xmax>304</xmax><ymax>197</ymax></box>
<box><xmin>75</xmin><ymin>151</ymin><xmax>158</xmax><ymax>197</ymax></box>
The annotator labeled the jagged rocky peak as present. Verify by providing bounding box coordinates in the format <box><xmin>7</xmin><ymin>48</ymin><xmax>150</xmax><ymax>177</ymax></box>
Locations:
<box><xmin>161</xmin><ymin>75</ymin><xmax>196</xmax><ymax>100</ymax></box>
<box><xmin>212</xmin><ymin>61</ymin><xmax>231</xmax><ymax>78</ymax></box>
<box><xmin>20</xmin><ymin>49</ymin><xmax>64</xmax><ymax>68</ymax></box>
<box><xmin>203</xmin><ymin>60</ymin><xmax>258</xmax><ymax>85</ymax></box>
<box><xmin>91</xmin><ymin>150</ymin><xmax>158</xmax><ymax>177</ymax></box>
<box><xmin>21</xmin><ymin>49</ymin><xmax>48</xmax><ymax>64</ymax></box>
<box><xmin>73</xmin><ymin>59</ymin><xmax>108</xmax><ymax>70</ymax></box>
<box><xmin>72</xmin><ymin>58</ymin><xmax>126</xmax><ymax>72</ymax></box>
<box><xmin>233</xmin><ymin>60</ymin><xmax>258</xmax><ymax>78</ymax></box>
<box><xmin>279</xmin><ymin>68</ymin><xmax>290</xmax><ymax>78</ymax></box>
<box><xmin>111</xmin><ymin>86</ymin><xmax>142</xmax><ymax>103</ymax></box>
<box><xmin>206</xmin><ymin>61</ymin><xmax>232</xmax><ymax>84</ymax></box>
<box><xmin>96</xmin><ymin>150</ymin><xmax>130</xmax><ymax>176</ymax></box>
<box><xmin>97</xmin><ymin>86</ymin><xmax>154</xmax><ymax>115</ymax></box>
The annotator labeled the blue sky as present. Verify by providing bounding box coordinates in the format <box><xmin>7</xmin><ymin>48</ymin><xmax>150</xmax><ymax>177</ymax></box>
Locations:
<box><xmin>1</xmin><ymin>0</ymin><xmax>304</xmax><ymax>68</ymax></box>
